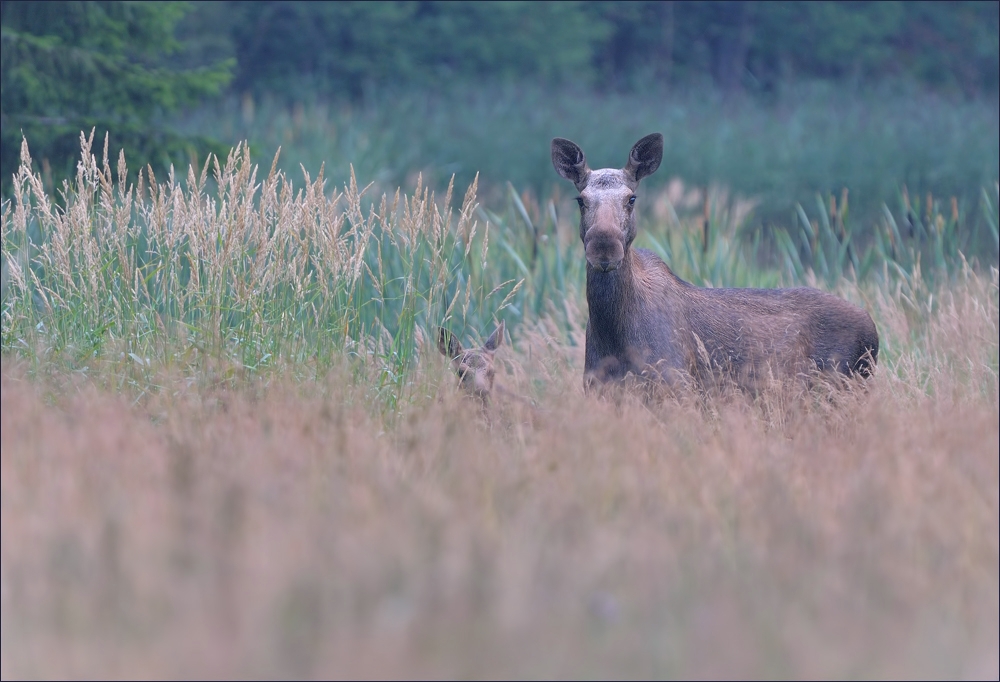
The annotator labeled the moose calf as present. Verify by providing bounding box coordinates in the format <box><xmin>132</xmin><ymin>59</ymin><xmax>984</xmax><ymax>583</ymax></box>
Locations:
<box><xmin>438</xmin><ymin>321</ymin><xmax>506</xmax><ymax>405</ymax></box>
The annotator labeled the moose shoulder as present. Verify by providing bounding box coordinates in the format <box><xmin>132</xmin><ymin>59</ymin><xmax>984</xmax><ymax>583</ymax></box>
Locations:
<box><xmin>551</xmin><ymin>133</ymin><xmax>879</xmax><ymax>390</ymax></box>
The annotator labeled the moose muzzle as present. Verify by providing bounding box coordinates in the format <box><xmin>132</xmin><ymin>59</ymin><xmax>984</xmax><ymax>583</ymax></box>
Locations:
<box><xmin>585</xmin><ymin>230</ymin><xmax>625</xmax><ymax>272</ymax></box>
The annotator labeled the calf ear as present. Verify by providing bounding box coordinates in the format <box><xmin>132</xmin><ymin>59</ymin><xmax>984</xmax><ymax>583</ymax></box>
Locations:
<box><xmin>484</xmin><ymin>320</ymin><xmax>505</xmax><ymax>352</ymax></box>
<box><xmin>551</xmin><ymin>138</ymin><xmax>590</xmax><ymax>190</ymax></box>
<box><xmin>438</xmin><ymin>328</ymin><xmax>462</xmax><ymax>358</ymax></box>
<box><xmin>625</xmin><ymin>133</ymin><xmax>663</xmax><ymax>182</ymax></box>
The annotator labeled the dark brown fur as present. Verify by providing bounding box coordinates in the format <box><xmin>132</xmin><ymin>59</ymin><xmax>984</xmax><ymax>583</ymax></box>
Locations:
<box><xmin>551</xmin><ymin>133</ymin><xmax>879</xmax><ymax>391</ymax></box>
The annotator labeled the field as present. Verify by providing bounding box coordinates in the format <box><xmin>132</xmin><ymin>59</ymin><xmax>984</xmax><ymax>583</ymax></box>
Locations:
<box><xmin>180</xmin><ymin>83</ymin><xmax>1000</xmax><ymax>250</ymax></box>
<box><xmin>2</xmin><ymin>128</ymin><xmax>999</xmax><ymax>677</ymax></box>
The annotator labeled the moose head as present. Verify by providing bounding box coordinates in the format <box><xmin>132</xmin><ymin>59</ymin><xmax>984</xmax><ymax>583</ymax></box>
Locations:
<box><xmin>437</xmin><ymin>320</ymin><xmax>506</xmax><ymax>403</ymax></box>
<box><xmin>551</xmin><ymin>133</ymin><xmax>663</xmax><ymax>273</ymax></box>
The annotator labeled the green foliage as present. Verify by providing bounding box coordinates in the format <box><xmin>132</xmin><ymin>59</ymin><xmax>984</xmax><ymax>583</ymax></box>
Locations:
<box><xmin>0</xmin><ymin>1</ymin><xmax>233</xmax><ymax>195</ymax></box>
<box><xmin>183</xmin><ymin>1</ymin><xmax>999</xmax><ymax>101</ymax></box>
<box><xmin>178</xmin><ymin>82</ymin><xmax>1000</xmax><ymax>271</ymax></box>
<box><xmin>771</xmin><ymin>184</ymin><xmax>1000</xmax><ymax>290</ymax></box>
<box><xmin>599</xmin><ymin>1</ymin><xmax>1000</xmax><ymax>95</ymax></box>
<box><xmin>7</xmin><ymin>0</ymin><xmax>994</xmax><ymax>205</ymax></box>
<box><xmin>900</xmin><ymin>1</ymin><xmax>1000</xmax><ymax>94</ymax></box>
<box><xmin>223</xmin><ymin>1</ymin><xmax>607</xmax><ymax>101</ymax></box>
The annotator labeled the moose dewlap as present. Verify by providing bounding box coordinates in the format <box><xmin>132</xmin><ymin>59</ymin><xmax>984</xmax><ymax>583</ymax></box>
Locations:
<box><xmin>551</xmin><ymin>133</ymin><xmax>879</xmax><ymax>390</ymax></box>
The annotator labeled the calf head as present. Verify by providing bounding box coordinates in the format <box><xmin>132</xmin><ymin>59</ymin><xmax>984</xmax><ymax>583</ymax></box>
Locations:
<box><xmin>551</xmin><ymin>133</ymin><xmax>663</xmax><ymax>272</ymax></box>
<box><xmin>437</xmin><ymin>321</ymin><xmax>506</xmax><ymax>402</ymax></box>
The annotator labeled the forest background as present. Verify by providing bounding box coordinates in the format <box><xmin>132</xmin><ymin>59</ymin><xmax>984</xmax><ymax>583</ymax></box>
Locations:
<box><xmin>3</xmin><ymin>1</ymin><xmax>998</xmax><ymax>236</ymax></box>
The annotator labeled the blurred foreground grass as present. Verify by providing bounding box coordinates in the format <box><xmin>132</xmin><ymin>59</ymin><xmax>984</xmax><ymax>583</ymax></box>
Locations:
<box><xmin>2</xmin><ymin>338</ymin><xmax>997</xmax><ymax>677</ymax></box>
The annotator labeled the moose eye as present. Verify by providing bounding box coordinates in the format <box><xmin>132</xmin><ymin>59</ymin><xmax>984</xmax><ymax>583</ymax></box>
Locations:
<box><xmin>628</xmin><ymin>195</ymin><xmax>637</xmax><ymax>206</ymax></box>
<box><xmin>575</xmin><ymin>197</ymin><xmax>585</xmax><ymax>209</ymax></box>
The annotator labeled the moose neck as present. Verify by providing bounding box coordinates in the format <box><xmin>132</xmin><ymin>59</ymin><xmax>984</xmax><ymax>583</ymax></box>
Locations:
<box><xmin>586</xmin><ymin>248</ymin><xmax>643</xmax><ymax>333</ymax></box>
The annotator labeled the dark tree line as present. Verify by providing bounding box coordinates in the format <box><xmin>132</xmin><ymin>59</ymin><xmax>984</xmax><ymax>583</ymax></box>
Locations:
<box><xmin>197</xmin><ymin>1</ymin><xmax>998</xmax><ymax>99</ymax></box>
<box><xmin>3</xmin><ymin>1</ymin><xmax>998</xmax><ymax>194</ymax></box>
<box><xmin>1</xmin><ymin>1</ymin><xmax>232</xmax><ymax>194</ymax></box>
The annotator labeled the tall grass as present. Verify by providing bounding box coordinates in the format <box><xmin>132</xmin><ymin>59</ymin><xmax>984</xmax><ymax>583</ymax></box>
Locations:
<box><xmin>771</xmin><ymin>184</ymin><xmax>1000</xmax><ymax>288</ymax></box>
<box><xmin>3</xmin><ymin>134</ymin><xmax>998</xmax><ymax>408</ymax></box>
<box><xmin>2</xmin><ymin>134</ymin><xmax>529</xmax><ymax>408</ymax></box>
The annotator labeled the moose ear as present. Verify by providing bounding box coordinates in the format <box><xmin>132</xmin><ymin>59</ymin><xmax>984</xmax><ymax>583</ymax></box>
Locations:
<box><xmin>438</xmin><ymin>327</ymin><xmax>462</xmax><ymax>358</ymax></box>
<box><xmin>624</xmin><ymin>133</ymin><xmax>663</xmax><ymax>182</ymax></box>
<box><xmin>551</xmin><ymin>138</ymin><xmax>590</xmax><ymax>190</ymax></box>
<box><xmin>484</xmin><ymin>319</ymin><xmax>505</xmax><ymax>352</ymax></box>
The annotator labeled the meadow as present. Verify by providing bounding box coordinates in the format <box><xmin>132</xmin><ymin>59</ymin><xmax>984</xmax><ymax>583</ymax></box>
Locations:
<box><xmin>1</xmin><ymin>124</ymin><xmax>998</xmax><ymax>677</ymax></box>
<box><xmin>179</xmin><ymin>83</ymin><xmax>1000</xmax><ymax>255</ymax></box>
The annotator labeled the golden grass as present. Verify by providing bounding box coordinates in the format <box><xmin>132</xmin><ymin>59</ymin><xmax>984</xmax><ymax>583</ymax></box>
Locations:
<box><xmin>2</xmin><ymin>275</ymin><xmax>998</xmax><ymax>678</ymax></box>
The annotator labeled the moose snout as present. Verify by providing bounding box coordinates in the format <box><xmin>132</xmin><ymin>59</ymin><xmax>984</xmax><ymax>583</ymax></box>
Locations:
<box><xmin>585</xmin><ymin>236</ymin><xmax>625</xmax><ymax>272</ymax></box>
<box><xmin>474</xmin><ymin>377</ymin><xmax>492</xmax><ymax>397</ymax></box>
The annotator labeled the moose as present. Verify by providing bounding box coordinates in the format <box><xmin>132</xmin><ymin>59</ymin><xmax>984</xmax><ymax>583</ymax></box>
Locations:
<box><xmin>551</xmin><ymin>133</ymin><xmax>879</xmax><ymax>392</ymax></box>
<box><xmin>438</xmin><ymin>321</ymin><xmax>543</xmax><ymax>428</ymax></box>
<box><xmin>438</xmin><ymin>320</ymin><xmax>506</xmax><ymax>405</ymax></box>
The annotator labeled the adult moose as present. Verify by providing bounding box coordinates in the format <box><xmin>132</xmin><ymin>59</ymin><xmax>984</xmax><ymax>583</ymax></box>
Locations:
<box><xmin>551</xmin><ymin>133</ymin><xmax>879</xmax><ymax>392</ymax></box>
